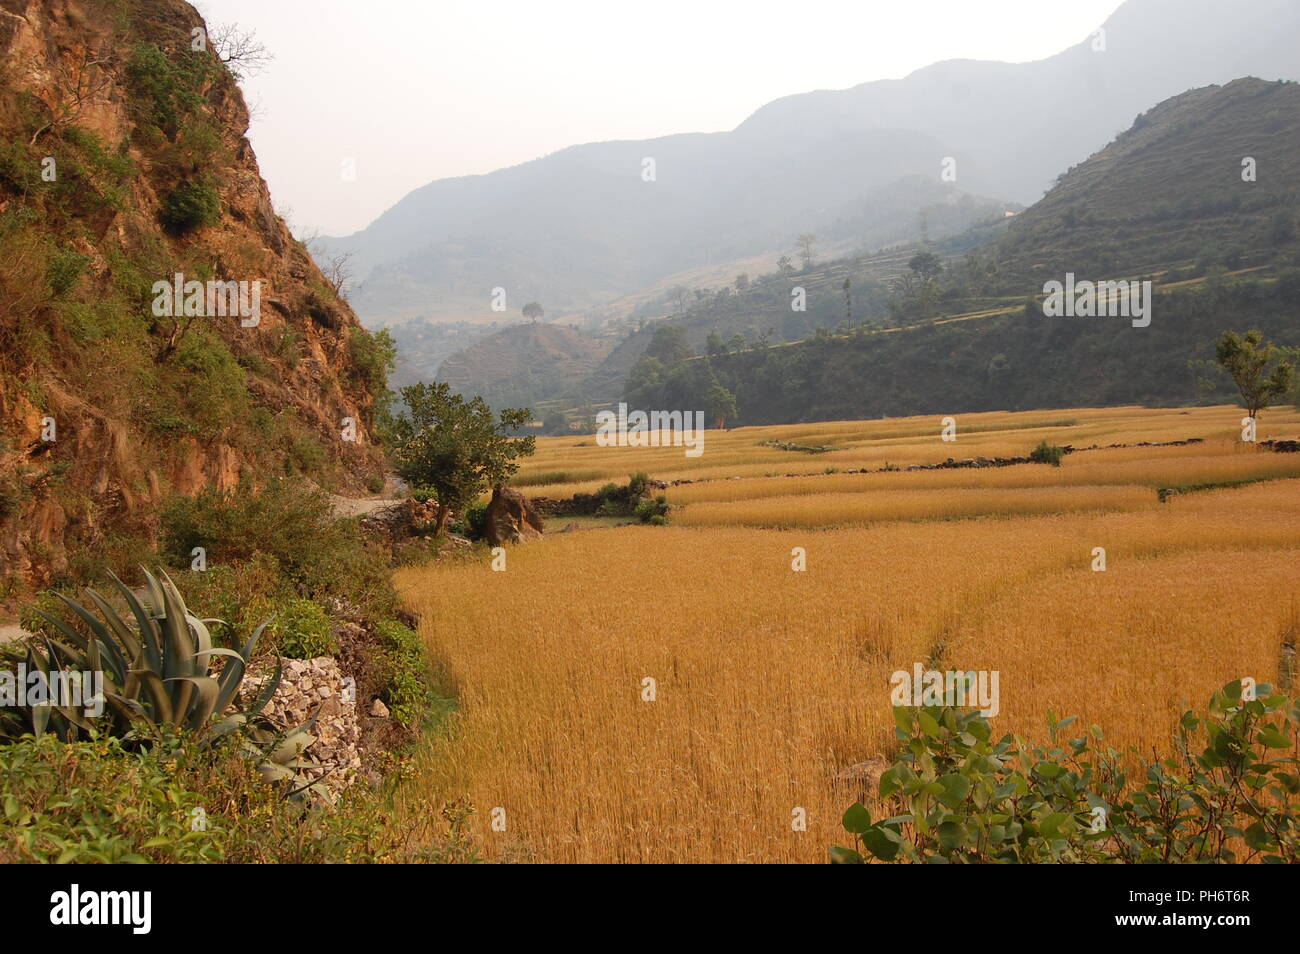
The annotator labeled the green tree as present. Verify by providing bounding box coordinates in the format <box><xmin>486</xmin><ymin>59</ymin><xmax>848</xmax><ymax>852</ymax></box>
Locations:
<box><xmin>348</xmin><ymin>327</ymin><xmax>396</xmax><ymax>397</ymax></box>
<box><xmin>644</xmin><ymin>325</ymin><xmax>691</xmax><ymax>365</ymax></box>
<box><xmin>541</xmin><ymin>408</ymin><xmax>568</xmax><ymax>435</ymax></box>
<box><xmin>1215</xmin><ymin>330</ymin><xmax>1295</xmax><ymax>422</ymax></box>
<box><xmin>625</xmin><ymin>355</ymin><xmax>665</xmax><ymax>405</ymax></box>
<box><xmin>707</xmin><ymin>385</ymin><xmax>738</xmax><ymax>429</ymax></box>
<box><xmin>522</xmin><ymin>301</ymin><xmax>544</xmax><ymax>322</ymax></box>
<box><xmin>388</xmin><ymin>382</ymin><xmax>536</xmax><ymax>536</ymax></box>
<box><xmin>1268</xmin><ymin>210</ymin><xmax>1295</xmax><ymax>246</ymax></box>
<box><xmin>907</xmin><ymin>250</ymin><xmax>943</xmax><ymax>282</ymax></box>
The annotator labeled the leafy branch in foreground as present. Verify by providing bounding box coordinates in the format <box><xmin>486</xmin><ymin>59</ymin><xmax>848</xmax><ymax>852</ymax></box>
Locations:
<box><xmin>831</xmin><ymin>679</ymin><xmax>1299</xmax><ymax>864</ymax></box>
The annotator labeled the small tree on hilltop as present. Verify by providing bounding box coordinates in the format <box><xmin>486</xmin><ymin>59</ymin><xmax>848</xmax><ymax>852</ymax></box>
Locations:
<box><xmin>795</xmin><ymin>233</ymin><xmax>818</xmax><ymax>271</ymax></box>
<box><xmin>388</xmin><ymin>382</ymin><xmax>535</xmax><ymax>536</ymax></box>
<box><xmin>1215</xmin><ymin>330</ymin><xmax>1295</xmax><ymax>424</ymax></box>
<box><xmin>907</xmin><ymin>250</ymin><xmax>943</xmax><ymax>282</ymax></box>
<box><xmin>522</xmin><ymin>301</ymin><xmax>544</xmax><ymax>323</ymax></box>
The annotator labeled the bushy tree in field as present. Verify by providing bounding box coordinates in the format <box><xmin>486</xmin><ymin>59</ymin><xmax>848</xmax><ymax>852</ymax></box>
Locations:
<box><xmin>707</xmin><ymin>384</ymin><xmax>737</xmax><ymax>429</ymax></box>
<box><xmin>388</xmin><ymin>382</ymin><xmax>535</xmax><ymax>536</ymax></box>
<box><xmin>1029</xmin><ymin>440</ymin><xmax>1065</xmax><ymax>466</ymax></box>
<box><xmin>1215</xmin><ymin>330</ymin><xmax>1295</xmax><ymax>422</ymax></box>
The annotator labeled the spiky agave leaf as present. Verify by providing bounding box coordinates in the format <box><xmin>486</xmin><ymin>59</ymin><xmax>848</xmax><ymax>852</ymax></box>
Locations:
<box><xmin>214</xmin><ymin>617</ymin><xmax>273</xmax><ymax>716</ymax></box>
<box><xmin>128</xmin><ymin>667</ymin><xmax>174</xmax><ymax>725</ymax></box>
<box><xmin>49</xmin><ymin>591</ymin><xmax>126</xmax><ymax>687</ymax></box>
<box><xmin>109</xmin><ymin>571</ymin><xmax>161</xmax><ymax>674</ymax></box>
<box><xmin>164</xmin><ymin>675</ymin><xmax>221</xmax><ymax>731</ymax></box>
<box><xmin>247</xmin><ymin>655</ymin><xmax>284</xmax><ymax>719</ymax></box>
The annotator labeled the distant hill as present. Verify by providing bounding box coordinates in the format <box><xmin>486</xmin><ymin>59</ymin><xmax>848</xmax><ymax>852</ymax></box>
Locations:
<box><xmin>624</xmin><ymin>78</ymin><xmax>1300</xmax><ymax>424</ymax></box>
<box><xmin>436</xmin><ymin>323</ymin><xmax>614</xmax><ymax>411</ymax></box>
<box><xmin>324</xmin><ymin>0</ymin><xmax>1300</xmax><ymax>331</ymax></box>
<box><xmin>420</xmin><ymin>177</ymin><xmax>1011</xmax><ymax>408</ymax></box>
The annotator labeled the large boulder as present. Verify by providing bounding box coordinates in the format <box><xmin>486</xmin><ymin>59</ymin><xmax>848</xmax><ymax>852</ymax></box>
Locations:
<box><xmin>484</xmin><ymin>485</ymin><xmax>544</xmax><ymax>546</ymax></box>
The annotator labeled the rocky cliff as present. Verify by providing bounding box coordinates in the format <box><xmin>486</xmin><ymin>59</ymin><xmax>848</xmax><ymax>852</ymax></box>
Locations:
<box><xmin>0</xmin><ymin>0</ymin><xmax>386</xmax><ymax>592</ymax></box>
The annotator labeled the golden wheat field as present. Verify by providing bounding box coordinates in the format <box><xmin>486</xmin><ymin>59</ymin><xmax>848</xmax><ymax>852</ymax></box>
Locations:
<box><xmin>396</xmin><ymin>405</ymin><xmax>1300</xmax><ymax>863</ymax></box>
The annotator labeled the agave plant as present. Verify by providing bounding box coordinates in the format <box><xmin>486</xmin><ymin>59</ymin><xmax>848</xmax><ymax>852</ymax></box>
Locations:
<box><xmin>11</xmin><ymin>569</ymin><xmax>302</xmax><ymax>743</ymax></box>
<box><xmin>15</xmin><ymin>569</ymin><xmax>268</xmax><ymax>740</ymax></box>
<box><xmin>2</xmin><ymin>569</ymin><xmax>325</xmax><ymax>797</ymax></box>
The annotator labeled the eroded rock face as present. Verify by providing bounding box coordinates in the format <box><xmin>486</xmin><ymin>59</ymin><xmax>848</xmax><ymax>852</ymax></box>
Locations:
<box><xmin>484</xmin><ymin>485</ymin><xmax>544</xmax><ymax>546</ymax></box>
<box><xmin>243</xmin><ymin>657</ymin><xmax>362</xmax><ymax>802</ymax></box>
<box><xmin>0</xmin><ymin>0</ymin><xmax>384</xmax><ymax>590</ymax></box>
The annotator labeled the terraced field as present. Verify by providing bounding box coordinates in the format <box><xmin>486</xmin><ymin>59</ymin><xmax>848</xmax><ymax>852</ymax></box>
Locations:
<box><xmin>397</xmin><ymin>404</ymin><xmax>1300</xmax><ymax>862</ymax></box>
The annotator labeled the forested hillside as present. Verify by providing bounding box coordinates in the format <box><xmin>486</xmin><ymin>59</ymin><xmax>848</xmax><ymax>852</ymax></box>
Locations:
<box><xmin>626</xmin><ymin>80</ymin><xmax>1300</xmax><ymax>424</ymax></box>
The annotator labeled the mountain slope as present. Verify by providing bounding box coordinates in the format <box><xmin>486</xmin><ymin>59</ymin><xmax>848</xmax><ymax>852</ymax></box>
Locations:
<box><xmin>0</xmin><ymin>0</ymin><xmax>387</xmax><ymax>588</ymax></box>
<box><xmin>993</xmin><ymin>77</ymin><xmax>1300</xmax><ymax>284</ymax></box>
<box><xmin>327</xmin><ymin>0</ymin><xmax>1300</xmax><ymax>331</ymax></box>
<box><xmin>625</xmin><ymin>78</ymin><xmax>1300</xmax><ymax>424</ymax></box>
<box><xmin>428</xmin><ymin>176</ymin><xmax>1013</xmax><ymax>407</ymax></box>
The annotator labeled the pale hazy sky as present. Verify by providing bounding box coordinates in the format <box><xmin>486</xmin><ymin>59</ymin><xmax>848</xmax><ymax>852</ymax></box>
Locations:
<box><xmin>195</xmin><ymin>0</ymin><xmax>1125</xmax><ymax>237</ymax></box>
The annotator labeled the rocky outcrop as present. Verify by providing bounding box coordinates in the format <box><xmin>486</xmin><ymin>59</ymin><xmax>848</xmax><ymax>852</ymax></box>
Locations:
<box><xmin>484</xmin><ymin>485</ymin><xmax>544</xmax><ymax>546</ymax></box>
<box><xmin>357</xmin><ymin>498</ymin><xmax>442</xmax><ymax>541</ymax></box>
<box><xmin>0</xmin><ymin>0</ymin><xmax>385</xmax><ymax>591</ymax></box>
<box><xmin>834</xmin><ymin>758</ymin><xmax>891</xmax><ymax>804</ymax></box>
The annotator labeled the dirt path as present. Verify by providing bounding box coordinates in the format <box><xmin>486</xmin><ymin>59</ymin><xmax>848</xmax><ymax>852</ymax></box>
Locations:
<box><xmin>328</xmin><ymin>475</ymin><xmax>408</xmax><ymax>519</ymax></box>
<box><xmin>0</xmin><ymin>623</ymin><xmax>29</xmax><ymax>644</ymax></box>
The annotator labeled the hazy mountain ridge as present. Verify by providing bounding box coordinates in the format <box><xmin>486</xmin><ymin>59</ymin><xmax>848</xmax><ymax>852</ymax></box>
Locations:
<box><xmin>325</xmin><ymin>0</ymin><xmax>1300</xmax><ymax>336</ymax></box>
<box><xmin>428</xmin><ymin>176</ymin><xmax>1013</xmax><ymax>408</ymax></box>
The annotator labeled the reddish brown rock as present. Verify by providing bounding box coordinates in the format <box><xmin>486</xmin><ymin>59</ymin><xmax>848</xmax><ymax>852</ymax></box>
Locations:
<box><xmin>484</xmin><ymin>485</ymin><xmax>544</xmax><ymax>546</ymax></box>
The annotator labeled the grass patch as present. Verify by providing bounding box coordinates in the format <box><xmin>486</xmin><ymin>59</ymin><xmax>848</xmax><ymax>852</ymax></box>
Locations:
<box><xmin>1157</xmin><ymin>476</ymin><xmax>1278</xmax><ymax>501</ymax></box>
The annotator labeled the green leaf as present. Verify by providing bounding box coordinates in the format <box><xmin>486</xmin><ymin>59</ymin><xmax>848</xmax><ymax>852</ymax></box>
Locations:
<box><xmin>1258</xmin><ymin>725</ymin><xmax>1290</xmax><ymax>748</ymax></box>
<box><xmin>861</xmin><ymin>825</ymin><xmax>901</xmax><ymax>861</ymax></box>
<box><xmin>936</xmin><ymin>821</ymin><xmax>966</xmax><ymax>852</ymax></box>
<box><xmin>842</xmin><ymin>802</ymin><xmax>872</xmax><ymax>834</ymax></box>
<box><xmin>1038</xmin><ymin>812</ymin><xmax>1070</xmax><ymax>839</ymax></box>
<box><xmin>937</xmin><ymin>773</ymin><xmax>971</xmax><ymax>809</ymax></box>
<box><xmin>892</xmin><ymin>705</ymin><xmax>913</xmax><ymax>734</ymax></box>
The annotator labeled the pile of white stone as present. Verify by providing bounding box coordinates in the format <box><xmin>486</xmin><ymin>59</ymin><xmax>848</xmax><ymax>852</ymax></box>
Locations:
<box><xmin>242</xmin><ymin>657</ymin><xmax>362</xmax><ymax>801</ymax></box>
